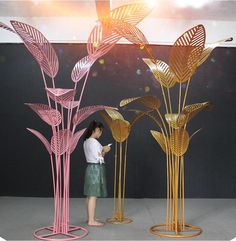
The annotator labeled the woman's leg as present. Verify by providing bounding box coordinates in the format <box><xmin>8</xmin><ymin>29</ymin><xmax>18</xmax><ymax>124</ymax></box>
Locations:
<box><xmin>87</xmin><ymin>196</ymin><xmax>104</xmax><ymax>226</ymax></box>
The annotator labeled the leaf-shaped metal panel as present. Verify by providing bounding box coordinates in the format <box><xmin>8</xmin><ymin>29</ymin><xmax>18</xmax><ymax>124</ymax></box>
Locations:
<box><xmin>110</xmin><ymin>2</ymin><xmax>152</xmax><ymax>25</ymax></box>
<box><xmin>87</xmin><ymin>2</ymin><xmax>152</xmax><ymax>58</ymax></box>
<box><xmin>143</xmin><ymin>59</ymin><xmax>176</xmax><ymax>88</ymax></box>
<box><xmin>105</xmin><ymin>109</ymin><xmax>124</xmax><ymax>120</ymax></box>
<box><xmin>46</xmin><ymin>88</ymin><xmax>75</xmax><ymax>103</ymax></box>
<box><xmin>182</xmin><ymin>102</ymin><xmax>212</xmax><ymax>122</ymax></box>
<box><xmin>25</xmin><ymin>103</ymin><xmax>61</xmax><ymax>126</ymax></box>
<box><xmin>69</xmin><ymin>128</ymin><xmax>86</xmax><ymax>154</ymax></box>
<box><xmin>27</xmin><ymin>128</ymin><xmax>52</xmax><ymax>155</ymax></box>
<box><xmin>60</xmin><ymin>100</ymin><xmax>80</xmax><ymax>110</ymax></box>
<box><xmin>112</xmin><ymin>19</ymin><xmax>149</xmax><ymax>46</ymax></box>
<box><xmin>165</xmin><ymin>113</ymin><xmax>187</xmax><ymax>129</ymax></box>
<box><xmin>197</xmin><ymin>37</ymin><xmax>233</xmax><ymax>67</ymax></box>
<box><xmin>51</xmin><ymin>129</ymin><xmax>72</xmax><ymax>156</ymax></box>
<box><xmin>150</xmin><ymin>130</ymin><xmax>168</xmax><ymax>153</ymax></box>
<box><xmin>10</xmin><ymin>20</ymin><xmax>59</xmax><ymax>78</ymax></box>
<box><xmin>120</xmin><ymin>96</ymin><xmax>161</xmax><ymax>109</ymax></box>
<box><xmin>73</xmin><ymin>105</ymin><xmax>116</xmax><ymax>126</ymax></box>
<box><xmin>71</xmin><ymin>55</ymin><xmax>96</xmax><ymax>83</ymax></box>
<box><xmin>111</xmin><ymin>119</ymin><xmax>130</xmax><ymax>143</ymax></box>
<box><xmin>170</xmin><ymin>128</ymin><xmax>189</xmax><ymax>157</ymax></box>
<box><xmin>169</xmin><ymin>24</ymin><xmax>205</xmax><ymax>83</ymax></box>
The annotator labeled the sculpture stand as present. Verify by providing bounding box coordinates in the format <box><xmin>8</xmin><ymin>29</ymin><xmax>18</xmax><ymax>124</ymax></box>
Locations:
<box><xmin>34</xmin><ymin>225</ymin><xmax>88</xmax><ymax>241</ymax></box>
<box><xmin>107</xmin><ymin>141</ymin><xmax>132</xmax><ymax>224</ymax></box>
<box><xmin>149</xmin><ymin>155</ymin><xmax>202</xmax><ymax>238</ymax></box>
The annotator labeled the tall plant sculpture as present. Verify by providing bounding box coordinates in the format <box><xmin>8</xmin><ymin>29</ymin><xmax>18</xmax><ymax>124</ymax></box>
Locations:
<box><xmin>100</xmin><ymin>109</ymin><xmax>146</xmax><ymax>224</ymax></box>
<box><xmin>120</xmin><ymin>25</ymin><xmax>232</xmax><ymax>238</ymax></box>
<box><xmin>0</xmin><ymin>2</ymin><xmax>153</xmax><ymax>240</ymax></box>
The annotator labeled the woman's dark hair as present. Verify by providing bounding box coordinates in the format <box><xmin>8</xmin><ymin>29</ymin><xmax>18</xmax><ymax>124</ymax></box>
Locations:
<box><xmin>83</xmin><ymin>120</ymin><xmax>104</xmax><ymax>141</ymax></box>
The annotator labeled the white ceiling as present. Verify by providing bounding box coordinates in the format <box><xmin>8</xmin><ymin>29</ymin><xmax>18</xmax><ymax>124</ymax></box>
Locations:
<box><xmin>0</xmin><ymin>0</ymin><xmax>235</xmax><ymax>47</ymax></box>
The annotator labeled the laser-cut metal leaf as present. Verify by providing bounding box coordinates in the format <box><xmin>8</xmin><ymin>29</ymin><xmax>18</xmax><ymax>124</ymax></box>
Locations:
<box><xmin>25</xmin><ymin>103</ymin><xmax>61</xmax><ymax>127</ymax></box>
<box><xmin>27</xmin><ymin>128</ymin><xmax>52</xmax><ymax>155</ymax></box>
<box><xmin>10</xmin><ymin>20</ymin><xmax>59</xmax><ymax>78</ymax></box>
<box><xmin>169</xmin><ymin>24</ymin><xmax>205</xmax><ymax>83</ymax></box>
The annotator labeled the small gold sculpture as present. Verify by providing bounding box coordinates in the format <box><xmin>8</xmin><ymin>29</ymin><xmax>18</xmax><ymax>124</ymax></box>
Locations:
<box><xmin>120</xmin><ymin>25</ymin><xmax>232</xmax><ymax>238</ymax></box>
<box><xmin>100</xmin><ymin>109</ymin><xmax>134</xmax><ymax>224</ymax></box>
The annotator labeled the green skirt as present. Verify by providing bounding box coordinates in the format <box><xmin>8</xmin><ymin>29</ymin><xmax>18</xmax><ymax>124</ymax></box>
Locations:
<box><xmin>84</xmin><ymin>163</ymin><xmax>108</xmax><ymax>198</ymax></box>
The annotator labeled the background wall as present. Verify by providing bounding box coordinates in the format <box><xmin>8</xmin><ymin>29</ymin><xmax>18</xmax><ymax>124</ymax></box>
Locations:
<box><xmin>0</xmin><ymin>43</ymin><xmax>235</xmax><ymax>198</ymax></box>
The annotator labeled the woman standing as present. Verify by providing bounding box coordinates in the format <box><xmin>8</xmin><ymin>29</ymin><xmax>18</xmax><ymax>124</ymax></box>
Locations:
<box><xmin>83</xmin><ymin>120</ymin><xmax>111</xmax><ymax>227</ymax></box>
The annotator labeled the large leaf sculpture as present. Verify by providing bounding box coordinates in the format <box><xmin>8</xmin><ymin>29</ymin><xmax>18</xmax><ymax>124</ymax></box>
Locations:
<box><xmin>25</xmin><ymin>103</ymin><xmax>61</xmax><ymax>127</ymax></box>
<box><xmin>51</xmin><ymin>129</ymin><xmax>72</xmax><ymax>156</ymax></box>
<box><xmin>143</xmin><ymin>59</ymin><xmax>176</xmax><ymax>88</ymax></box>
<box><xmin>120</xmin><ymin>96</ymin><xmax>161</xmax><ymax>109</ymax></box>
<box><xmin>119</xmin><ymin>25</ymin><xmax>232</xmax><ymax>238</ymax></box>
<box><xmin>27</xmin><ymin>128</ymin><xmax>52</xmax><ymax>155</ymax></box>
<box><xmin>0</xmin><ymin>2</ymin><xmax>154</xmax><ymax>239</ymax></box>
<box><xmin>10</xmin><ymin>20</ymin><xmax>59</xmax><ymax>78</ymax></box>
<box><xmin>69</xmin><ymin>128</ymin><xmax>86</xmax><ymax>154</ymax></box>
<box><xmin>100</xmin><ymin>109</ymin><xmax>132</xmax><ymax>224</ymax></box>
<box><xmin>169</xmin><ymin>24</ymin><xmax>205</xmax><ymax>83</ymax></box>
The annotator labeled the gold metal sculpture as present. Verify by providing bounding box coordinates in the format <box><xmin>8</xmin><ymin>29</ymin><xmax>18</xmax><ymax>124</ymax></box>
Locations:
<box><xmin>120</xmin><ymin>25</ymin><xmax>232</xmax><ymax>238</ymax></box>
<box><xmin>100</xmin><ymin>109</ymin><xmax>143</xmax><ymax>224</ymax></box>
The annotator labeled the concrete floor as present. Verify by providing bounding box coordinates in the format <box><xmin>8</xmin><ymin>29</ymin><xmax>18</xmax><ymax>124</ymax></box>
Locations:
<box><xmin>0</xmin><ymin>197</ymin><xmax>235</xmax><ymax>241</ymax></box>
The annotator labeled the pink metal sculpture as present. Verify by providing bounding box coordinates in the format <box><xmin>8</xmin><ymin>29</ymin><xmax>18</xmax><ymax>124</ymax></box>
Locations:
<box><xmin>0</xmin><ymin>2</ymin><xmax>153</xmax><ymax>240</ymax></box>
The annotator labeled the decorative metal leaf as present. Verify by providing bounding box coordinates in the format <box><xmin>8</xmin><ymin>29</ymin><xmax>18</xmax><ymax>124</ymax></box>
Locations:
<box><xmin>87</xmin><ymin>20</ymin><xmax>120</xmax><ymax>58</ymax></box>
<box><xmin>46</xmin><ymin>88</ymin><xmax>75</xmax><ymax>103</ymax></box>
<box><xmin>111</xmin><ymin>119</ymin><xmax>130</xmax><ymax>143</ymax></box>
<box><xmin>169</xmin><ymin>24</ymin><xmax>206</xmax><ymax>83</ymax></box>
<box><xmin>51</xmin><ymin>129</ymin><xmax>72</xmax><ymax>156</ymax></box>
<box><xmin>0</xmin><ymin>22</ymin><xmax>15</xmax><ymax>33</ymax></box>
<box><xmin>10</xmin><ymin>20</ymin><xmax>59</xmax><ymax>78</ymax></box>
<box><xmin>60</xmin><ymin>100</ymin><xmax>80</xmax><ymax>110</ymax></box>
<box><xmin>197</xmin><ymin>37</ymin><xmax>233</xmax><ymax>67</ymax></box>
<box><xmin>170</xmin><ymin>128</ymin><xmax>189</xmax><ymax>157</ymax></box>
<box><xmin>69</xmin><ymin>128</ymin><xmax>86</xmax><ymax>154</ymax></box>
<box><xmin>120</xmin><ymin>96</ymin><xmax>161</xmax><ymax>109</ymax></box>
<box><xmin>27</xmin><ymin>128</ymin><xmax>52</xmax><ymax>155</ymax></box>
<box><xmin>73</xmin><ymin>105</ymin><xmax>116</xmax><ymax>126</ymax></box>
<box><xmin>110</xmin><ymin>2</ymin><xmax>152</xmax><ymax>26</ymax></box>
<box><xmin>71</xmin><ymin>55</ymin><xmax>96</xmax><ymax>83</ymax></box>
<box><xmin>105</xmin><ymin>109</ymin><xmax>124</xmax><ymax>120</ymax></box>
<box><xmin>87</xmin><ymin>2</ymin><xmax>152</xmax><ymax>57</ymax></box>
<box><xmin>112</xmin><ymin>19</ymin><xmax>149</xmax><ymax>46</ymax></box>
<box><xmin>182</xmin><ymin>102</ymin><xmax>212</xmax><ymax>122</ymax></box>
<box><xmin>165</xmin><ymin>113</ymin><xmax>187</xmax><ymax>129</ymax></box>
<box><xmin>25</xmin><ymin>103</ymin><xmax>61</xmax><ymax>126</ymax></box>
<box><xmin>143</xmin><ymin>59</ymin><xmax>176</xmax><ymax>88</ymax></box>
<box><xmin>150</xmin><ymin>130</ymin><xmax>168</xmax><ymax>153</ymax></box>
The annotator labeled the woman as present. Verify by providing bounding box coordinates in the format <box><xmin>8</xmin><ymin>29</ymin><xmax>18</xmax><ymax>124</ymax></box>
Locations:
<box><xmin>83</xmin><ymin>120</ymin><xmax>111</xmax><ymax>227</ymax></box>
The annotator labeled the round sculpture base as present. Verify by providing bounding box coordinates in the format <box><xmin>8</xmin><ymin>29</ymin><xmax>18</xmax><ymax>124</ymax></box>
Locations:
<box><xmin>34</xmin><ymin>225</ymin><xmax>89</xmax><ymax>241</ymax></box>
<box><xmin>106</xmin><ymin>216</ymin><xmax>133</xmax><ymax>224</ymax></box>
<box><xmin>149</xmin><ymin>223</ymin><xmax>202</xmax><ymax>238</ymax></box>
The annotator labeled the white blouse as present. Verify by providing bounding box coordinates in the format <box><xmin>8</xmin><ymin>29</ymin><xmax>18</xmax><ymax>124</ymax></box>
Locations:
<box><xmin>83</xmin><ymin>137</ymin><xmax>104</xmax><ymax>164</ymax></box>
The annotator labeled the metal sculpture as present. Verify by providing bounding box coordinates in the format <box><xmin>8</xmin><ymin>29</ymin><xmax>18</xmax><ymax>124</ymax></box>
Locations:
<box><xmin>100</xmin><ymin>108</ymin><xmax>152</xmax><ymax>224</ymax></box>
<box><xmin>120</xmin><ymin>25</ymin><xmax>233</xmax><ymax>238</ymax></box>
<box><xmin>0</xmin><ymin>2</ymin><xmax>153</xmax><ymax>240</ymax></box>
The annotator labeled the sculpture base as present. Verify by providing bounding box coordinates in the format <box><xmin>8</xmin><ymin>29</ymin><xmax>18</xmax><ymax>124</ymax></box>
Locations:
<box><xmin>33</xmin><ymin>225</ymin><xmax>88</xmax><ymax>241</ymax></box>
<box><xmin>106</xmin><ymin>216</ymin><xmax>133</xmax><ymax>224</ymax></box>
<box><xmin>149</xmin><ymin>223</ymin><xmax>202</xmax><ymax>238</ymax></box>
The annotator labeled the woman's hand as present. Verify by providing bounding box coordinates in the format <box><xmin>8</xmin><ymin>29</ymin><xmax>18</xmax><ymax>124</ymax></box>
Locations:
<box><xmin>102</xmin><ymin>145</ymin><xmax>111</xmax><ymax>154</ymax></box>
